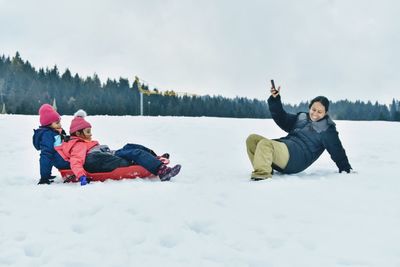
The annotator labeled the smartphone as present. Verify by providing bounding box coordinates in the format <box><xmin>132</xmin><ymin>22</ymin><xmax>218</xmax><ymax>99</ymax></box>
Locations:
<box><xmin>270</xmin><ymin>79</ymin><xmax>279</xmax><ymax>95</ymax></box>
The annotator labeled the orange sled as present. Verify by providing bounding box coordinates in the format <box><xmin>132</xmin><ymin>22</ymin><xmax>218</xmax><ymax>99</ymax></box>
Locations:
<box><xmin>59</xmin><ymin>158</ymin><xmax>170</xmax><ymax>183</ymax></box>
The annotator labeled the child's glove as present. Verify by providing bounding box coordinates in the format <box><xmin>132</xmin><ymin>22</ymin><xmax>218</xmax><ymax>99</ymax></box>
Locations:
<box><xmin>79</xmin><ymin>176</ymin><xmax>88</xmax><ymax>186</ymax></box>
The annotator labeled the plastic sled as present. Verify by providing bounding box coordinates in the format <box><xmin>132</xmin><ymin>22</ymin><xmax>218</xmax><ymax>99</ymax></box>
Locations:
<box><xmin>59</xmin><ymin>158</ymin><xmax>170</xmax><ymax>183</ymax></box>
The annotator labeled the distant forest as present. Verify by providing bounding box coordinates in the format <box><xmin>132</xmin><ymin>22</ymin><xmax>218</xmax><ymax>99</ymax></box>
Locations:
<box><xmin>1</xmin><ymin>52</ymin><xmax>399</xmax><ymax>121</ymax></box>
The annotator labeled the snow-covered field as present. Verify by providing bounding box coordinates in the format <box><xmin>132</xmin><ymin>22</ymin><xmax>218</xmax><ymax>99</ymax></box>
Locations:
<box><xmin>0</xmin><ymin>115</ymin><xmax>399</xmax><ymax>267</ymax></box>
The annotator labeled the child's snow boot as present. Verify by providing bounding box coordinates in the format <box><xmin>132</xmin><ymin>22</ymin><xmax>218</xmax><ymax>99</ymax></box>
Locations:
<box><xmin>157</xmin><ymin>164</ymin><xmax>181</xmax><ymax>181</ymax></box>
<box><xmin>38</xmin><ymin>177</ymin><xmax>54</xmax><ymax>185</ymax></box>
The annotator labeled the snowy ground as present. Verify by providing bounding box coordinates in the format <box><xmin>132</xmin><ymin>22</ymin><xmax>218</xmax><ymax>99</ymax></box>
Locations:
<box><xmin>0</xmin><ymin>115</ymin><xmax>399</xmax><ymax>267</ymax></box>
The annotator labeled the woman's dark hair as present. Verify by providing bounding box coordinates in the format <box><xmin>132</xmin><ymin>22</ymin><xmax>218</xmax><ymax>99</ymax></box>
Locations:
<box><xmin>309</xmin><ymin>96</ymin><xmax>330</xmax><ymax>112</ymax></box>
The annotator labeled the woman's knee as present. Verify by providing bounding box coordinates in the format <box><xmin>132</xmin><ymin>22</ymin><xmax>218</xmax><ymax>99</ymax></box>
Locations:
<box><xmin>258</xmin><ymin>138</ymin><xmax>273</xmax><ymax>148</ymax></box>
<box><xmin>246</xmin><ymin>134</ymin><xmax>261</xmax><ymax>146</ymax></box>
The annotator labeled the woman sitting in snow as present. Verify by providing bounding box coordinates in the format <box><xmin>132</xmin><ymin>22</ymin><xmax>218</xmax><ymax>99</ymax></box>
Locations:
<box><xmin>55</xmin><ymin>110</ymin><xmax>181</xmax><ymax>185</ymax></box>
<box><xmin>246</xmin><ymin>83</ymin><xmax>352</xmax><ymax>180</ymax></box>
<box><xmin>33</xmin><ymin>104</ymin><xmax>70</xmax><ymax>185</ymax></box>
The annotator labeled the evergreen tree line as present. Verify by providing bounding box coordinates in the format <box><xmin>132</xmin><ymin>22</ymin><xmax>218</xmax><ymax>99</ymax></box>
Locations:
<box><xmin>1</xmin><ymin>52</ymin><xmax>399</xmax><ymax>121</ymax></box>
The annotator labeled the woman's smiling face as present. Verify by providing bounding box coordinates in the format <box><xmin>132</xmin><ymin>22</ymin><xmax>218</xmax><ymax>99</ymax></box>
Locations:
<box><xmin>309</xmin><ymin>101</ymin><xmax>327</xmax><ymax>122</ymax></box>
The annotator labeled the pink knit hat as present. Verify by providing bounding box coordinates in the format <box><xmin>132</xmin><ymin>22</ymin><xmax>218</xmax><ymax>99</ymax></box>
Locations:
<box><xmin>39</xmin><ymin>104</ymin><xmax>61</xmax><ymax>126</ymax></box>
<box><xmin>70</xmin><ymin>110</ymin><xmax>92</xmax><ymax>134</ymax></box>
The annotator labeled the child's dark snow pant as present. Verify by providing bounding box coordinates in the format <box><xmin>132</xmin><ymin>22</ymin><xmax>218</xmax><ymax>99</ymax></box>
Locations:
<box><xmin>84</xmin><ymin>143</ymin><xmax>162</xmax><ymax>175</ymax></box>
<box><xmin>114</xmin><ymin>144</ymin><xmax>162</xmax><ymax>175</ymax></box>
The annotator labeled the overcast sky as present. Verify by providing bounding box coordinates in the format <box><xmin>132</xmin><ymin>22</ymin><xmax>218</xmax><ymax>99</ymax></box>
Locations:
<box><xmin>1</xmin><ymin>0</ymin><xmax>399</xmax><ymax>104</ymax></box>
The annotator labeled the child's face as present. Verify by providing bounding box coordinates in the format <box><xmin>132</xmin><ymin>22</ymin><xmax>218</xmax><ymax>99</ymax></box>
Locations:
<box><xmin>77</xmin><ymin>128</ymin><xmax>92</xmax><ymax>141</ymax></box>
<box><xmin>49</xmin><ymin>120</ymin><xmax>62</xmax><ymax>130</ymax></box>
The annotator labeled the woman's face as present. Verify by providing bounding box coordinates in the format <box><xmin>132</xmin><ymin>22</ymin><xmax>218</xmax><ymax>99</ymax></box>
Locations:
<box><xmin>309</xmin><ymin>102</ymin><xmax>327</xmax><ymax>122</ymax></box>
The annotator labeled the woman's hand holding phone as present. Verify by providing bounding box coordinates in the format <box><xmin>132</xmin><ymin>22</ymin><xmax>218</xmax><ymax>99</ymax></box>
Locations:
<box><xmin>270</xmin><ymin>79</ymin><xmax>280</xmax><ymax>98</ymax></box>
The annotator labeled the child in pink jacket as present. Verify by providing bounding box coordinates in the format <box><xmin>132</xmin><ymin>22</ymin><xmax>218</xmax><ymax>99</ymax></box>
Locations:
<box><xmin>56</xmin><ymin>110</ymin><xmax>181</xmax><ymax>185</ymax></box>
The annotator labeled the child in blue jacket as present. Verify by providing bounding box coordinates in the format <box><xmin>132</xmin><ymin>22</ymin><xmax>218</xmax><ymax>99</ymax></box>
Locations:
<box><xmin>32</xmin><ymin>104</ymin><xmax>70</xmax><ymax>184</ymax></box>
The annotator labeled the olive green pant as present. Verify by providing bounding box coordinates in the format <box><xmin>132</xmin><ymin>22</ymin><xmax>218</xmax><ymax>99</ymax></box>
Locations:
<box><xmin>246</xmin><ymin>134</ymin><xmax>289</xmax><ymax>179</ymax></box>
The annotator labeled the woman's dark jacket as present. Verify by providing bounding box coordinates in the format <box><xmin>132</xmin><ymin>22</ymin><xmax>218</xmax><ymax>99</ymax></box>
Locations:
<box><xmin>268</xmin><ymin>95</ymin><xmax>352</xmax><ymax>174</ymax></box>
